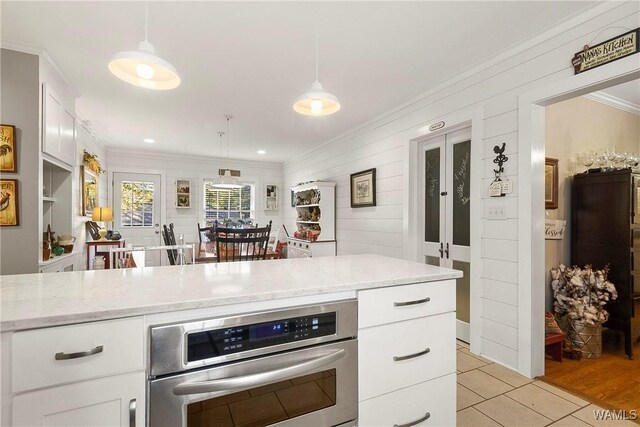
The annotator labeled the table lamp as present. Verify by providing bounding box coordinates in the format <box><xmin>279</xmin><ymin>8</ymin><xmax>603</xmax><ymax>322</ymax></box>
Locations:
<box><xmin>92</xmin><ymin>207</ymin><xmax>113</xmax><ymax>241</ymax></box>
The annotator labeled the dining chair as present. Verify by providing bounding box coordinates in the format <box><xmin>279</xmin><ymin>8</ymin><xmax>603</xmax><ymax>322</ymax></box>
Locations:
<box><xmin>215</xmin><ymin>220</ymin><xmax>272</xmax><ymax>262</ymax></box>
<box><xmin>162</xmin><ymin>223</ymin><xmax>178</xmax><ymax>265</ymax></box>
<box><xmin>197</xmin><ymin>222</ymin><xmax>216</xmax><ymax>243</ymax></box>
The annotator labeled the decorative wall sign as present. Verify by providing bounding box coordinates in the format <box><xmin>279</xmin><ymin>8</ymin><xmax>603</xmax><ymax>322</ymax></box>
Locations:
<box><xmin>545</xmin><ymin>219</ymin><xmax>566</xmax><ymax>240</ymax></box>
<box><xmin>429</xmin><ymin>121</ymin><xmax>445</xmax><ymax>132</ymax></box>
<box><xmin>0</xmin><ymin>179</ymin><xmax>19</xmax><ymax>226</ymax></box>
<box><xmin>218</xmin><ymin>169</ymin><xmax>240</xmax><ymax>177</ymax></box>
<box><xmin>572</xmin><ymin>28</ymin><xmax>639</xmax><ymax>74</ymax></box>
<box><xmin>350</xmin><ymin>168</ymin><xmax>376</xmax><ymax>208</ymax></box>
<box><xmin>490</xmin><ymin>143</ymin><xmax>508</xmax><ymax>197</ymax></box>
<box><xmin>545</xmin><ymin>157</ymin><xmax>559</xmax><ymax>210</ymax></box>
<box><xmin>0</xmin><ymin>124</ymin><xmax>17</xmax><ymax>173</ymax></box>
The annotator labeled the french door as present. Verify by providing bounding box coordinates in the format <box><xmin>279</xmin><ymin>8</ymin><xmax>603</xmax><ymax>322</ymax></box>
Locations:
<box><xmin>419</xmin><ymin>127</ymin><xmax>472</xmax><ymax>342</ymax></box>
<box><xmin>113</xmin><ymin>172</ymin><xmax>162</xmax><ymax>266</ymax></box>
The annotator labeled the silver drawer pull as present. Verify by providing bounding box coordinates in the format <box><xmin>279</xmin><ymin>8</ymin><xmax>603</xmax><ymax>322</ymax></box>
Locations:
<box><xmin>394</xmin><ymin>297</ymin><xmax>430</xmax><ymax>307</ymax></box>
<box><xmin>394</xmin><ymin>412</ymin><xmax>431</xmax><ymax>427</ymax></box>
<box><xmin>55</xmin><ymin>345</ymin><xmax>103</xmax><ymax>360</ymax></box>
<box><xmin>129</xmin><ymin>398</ymin><xmax>136</xmax><ymax>427</ymax></box>
<box><xmin>393</xmin><ymin>347</ymin><xmax>430</xmax><ymax>362</ymax></box>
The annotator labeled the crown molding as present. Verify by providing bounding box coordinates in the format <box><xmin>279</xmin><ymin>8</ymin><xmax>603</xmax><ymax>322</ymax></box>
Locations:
<box><xmin>1</xmin><ymin>39</ymin><xmax>81</xmax><ymax>98</ymax></box>
<box><xmin>584</xmin><ymin>92</ymin><xmax>640</xmax><ymax>116</ymax></box>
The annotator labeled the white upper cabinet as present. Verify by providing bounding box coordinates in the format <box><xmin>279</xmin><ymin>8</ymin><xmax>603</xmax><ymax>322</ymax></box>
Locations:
<box><xmin>42</xmin><ymin>83</ymin><xmax>75</xmax><ymax>167</ymax></box>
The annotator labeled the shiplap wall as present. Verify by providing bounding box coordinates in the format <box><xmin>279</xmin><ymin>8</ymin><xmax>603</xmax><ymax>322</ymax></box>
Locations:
<box><xmin>107</xmin><ymin>150</ymin><xmax>283</xmax><ymax>249</ymax></box>
<box><xmin>283</xmin><ymin>2</ymin><xmax>640</xmax><ymax>371</ymax></box>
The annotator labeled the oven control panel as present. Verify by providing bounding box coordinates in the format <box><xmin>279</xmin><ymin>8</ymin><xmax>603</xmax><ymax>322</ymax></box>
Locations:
<box><xmin>187</xmin><ymin>312</ymin><xmax>336</xmax><ymax>362</ymax></box>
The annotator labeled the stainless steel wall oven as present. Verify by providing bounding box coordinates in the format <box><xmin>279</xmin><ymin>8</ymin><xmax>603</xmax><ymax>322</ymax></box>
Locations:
<box><xmin>148</xmin><ymin>300</ymin><xmax>358</xmax><ymax>427</ymax></box>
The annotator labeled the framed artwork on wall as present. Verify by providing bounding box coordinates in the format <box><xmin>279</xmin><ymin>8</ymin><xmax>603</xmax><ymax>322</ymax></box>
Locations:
<box><xmin>350</xmin><ymin>168</ymin><xmax>376</xmax><ymax>208</ymax></box>
<box><xmin>0</xmin><ymin>124</ymin><xmax>17</xmax><ymax>173</ymax></box>
<box><xmin>0</xmin><ymin>179</ymin><xmax>19</xmax><ymax>226</ymax></box>
<box><xmin>81</xmin><ymin>165</ymin><xmax>98</xmax><ymax>217</ymax></box>
<box><xmin>545</xmin><ymin>157</ymin><xmax>559</xmax><ymax>210</ymax></box>
<box><xmin>265</xmin><ymin>184</ymin><xmax>278</xmax><ymax>210</ymax></box>
<box><xmin>176</xmin><ymin>179</ymin><xmax>191</xmax><ymax>208</ymax></box>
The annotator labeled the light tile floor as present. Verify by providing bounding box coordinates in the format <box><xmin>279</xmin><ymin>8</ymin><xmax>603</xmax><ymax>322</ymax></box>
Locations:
<box><xmin>456</xmin><ymin>341</ymin><xmax>639</xmax><ymax>427</ymax></box>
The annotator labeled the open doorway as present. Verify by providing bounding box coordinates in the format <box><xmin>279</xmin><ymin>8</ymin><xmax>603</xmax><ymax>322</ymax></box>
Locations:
<box><xmin>542</xmin><ymin>79</ymin><xmax>639</xmax><ymax>412</ymax></box>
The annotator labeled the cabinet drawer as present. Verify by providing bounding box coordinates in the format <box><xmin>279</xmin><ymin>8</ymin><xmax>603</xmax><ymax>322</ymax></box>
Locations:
<box><xmin>358</xmin><ymin>280</ymin><xmax>455</xmax><ymax>329</ymax></box>
<box><xmin>12</xmin><ymin>317</ymin><xmax>144</xmax><ymax>393</ymax></box>
<box><xmin>358</xmin><ymin>312</ymin><xmax>456</xmax><ymax>401</ymax></box>
<box><xmin>359</xmin><ymin>373</ymin><xmax>456</xmax><ymax>427</ymax></box>
<box><xmin>12</xmin><ymin>371</ymin><xmax>145</xmax><ymax>427</ymax></box>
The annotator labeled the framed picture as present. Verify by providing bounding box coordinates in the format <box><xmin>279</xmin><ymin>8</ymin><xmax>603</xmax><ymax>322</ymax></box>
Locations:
<box><xmin>291</xmin><ymin>190</ymin><xmax>295</xmax><ymax>207</ymax></box>
<box><xmin>350</xmin><ymin>168</ymin><xmax>376</xmax><ymax>208</ymax></box>
<box><xmin>176</xmin><ymin>179</ymin><xmax>191</xmax><ymax>208</ymax></box>
<box><xmin>0</xmin><ymin>124</ymin><xmax>17</xmax><ymax>173</ymax></box>
<box><xmin>265</xmin><ymin>184</ymin><xmax>278</xmax><ymax>210</ymax></box>
<box><xmin>545</xmin><ymin>157</ymin><xmax>559</xmax><ymax>210</ymax></box>
<box><xmin>177</xmin><ymin>194</ymin><xmax>190</xmax><ymax>207</ymax></box>
<box><xmin>0</xmin><ymin>179</ymin><xmax>19</xmax><ymax>226</ymax></box>
<box><xmin>81</xmin><ymin>165</ymin><xmax>98</xmax><ymax>217</ymax></box>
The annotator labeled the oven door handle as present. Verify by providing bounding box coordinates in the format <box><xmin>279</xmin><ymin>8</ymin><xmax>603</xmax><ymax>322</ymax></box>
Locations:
<box><xmin>172</xmin><ymin>349</ymin><xmax>345</xmax><ymax>396</ymax></box>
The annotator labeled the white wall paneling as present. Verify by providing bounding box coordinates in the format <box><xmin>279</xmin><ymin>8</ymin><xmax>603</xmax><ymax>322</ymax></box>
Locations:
<box><xmin>283</xmin><ymin>1</ymin><xmax>640</xmax><ymax>376</ymax></box>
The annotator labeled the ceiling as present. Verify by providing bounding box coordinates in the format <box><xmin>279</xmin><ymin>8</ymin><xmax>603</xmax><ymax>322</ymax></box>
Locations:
<box><xmin>1</xmin><ymin>1</ymin><xmax>598</xmax><ymax>163</ymax></box>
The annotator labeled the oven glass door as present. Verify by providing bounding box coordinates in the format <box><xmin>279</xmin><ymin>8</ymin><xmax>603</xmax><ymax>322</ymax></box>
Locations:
<box><xmin>149</xmin><ymin>340</ymin><xmax>357</xmax><ymax>427</ymax></box>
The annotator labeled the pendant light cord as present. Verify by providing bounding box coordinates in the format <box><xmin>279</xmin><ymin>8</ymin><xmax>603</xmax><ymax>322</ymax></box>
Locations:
<box><xmin>315</xmin><ymin>27</ymin><xmax>319</xmax><ymax>82</ymax></box>
<box><xmin>226</xmin><ymin>116</ymin><xmax>230</xmax><ymax>161</ymax></box>
<box><xmin>144</xmin><ymin>0</ymin><xmax>149</xmax><ymax>41</ymax></box>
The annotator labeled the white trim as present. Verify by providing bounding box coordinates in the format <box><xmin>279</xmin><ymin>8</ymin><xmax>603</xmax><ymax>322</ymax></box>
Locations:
<box><xmin>584</xmin><ymin>91</ymin><xmax>640</xmax><ymax>116</ymax></box>
<box><xmin>518</xmin><ymin>54</ymin><xmax>640</xmax><ymax>378</ymax></box>
<box><xmin>405</xmin><ymin>107</ymin><xmax>484</xmax><ymax>355</ymax></box>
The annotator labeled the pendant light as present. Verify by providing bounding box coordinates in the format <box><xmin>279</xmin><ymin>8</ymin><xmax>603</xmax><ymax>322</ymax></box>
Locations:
<box><xmin>293</xmin><ymin>29</ymin><xmax>340</xmax><ymax>116</ymax></box>
<box><xmin>213</xmin><ymin>115</ymin><xmax>243</xmax><ymax>189</ymax></box>
<box><xmin>108</xmin><ymin>1</ymin><xmax>180</xmax><ymax>90</ymax></box>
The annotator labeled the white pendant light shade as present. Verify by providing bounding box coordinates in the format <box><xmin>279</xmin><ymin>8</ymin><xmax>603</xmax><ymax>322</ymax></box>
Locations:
<box><xmin>214</xmin><ymin>169</ymin><xmax>243</xmax><ymax>189</ymax></box>
<box><xmin>109</xmin><ymin>40</ymin><xmax>180</xmax><ymax>90</ymax></box>
<box><xmin>293</xmin><ymin>80</ymin><xmax>340</xmax><ymax>116</ymax></box>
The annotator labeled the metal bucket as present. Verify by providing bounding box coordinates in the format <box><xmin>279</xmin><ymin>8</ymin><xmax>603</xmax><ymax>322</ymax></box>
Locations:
<box><xmin>567</xmin><ymin>321</ymin><xmax>602</xmax><ymax>359</ymax></box>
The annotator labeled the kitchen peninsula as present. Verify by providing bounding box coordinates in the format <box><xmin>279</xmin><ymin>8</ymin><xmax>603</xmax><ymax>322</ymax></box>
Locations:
<box><xmin>1</xmin><ymin>255</ymin><xmax>461</xmax><ymax>426</ymax></box>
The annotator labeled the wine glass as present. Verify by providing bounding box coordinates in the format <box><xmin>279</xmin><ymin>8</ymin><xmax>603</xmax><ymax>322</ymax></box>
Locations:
<box><xmin>605</xmin><ymin>146</ymin><xmax>617</xmax><ymax>168</ymax></box>
<box><xmin>595</xmin><ymin>152</ymin><xmax>608</xmax><ymax>171</ymax></box>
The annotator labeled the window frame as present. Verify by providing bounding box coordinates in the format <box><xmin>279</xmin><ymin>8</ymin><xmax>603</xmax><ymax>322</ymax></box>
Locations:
<box><xmin>201</xmin><ymin>179</ymin><xmax>255</xmax><ymax>226</ymax></box>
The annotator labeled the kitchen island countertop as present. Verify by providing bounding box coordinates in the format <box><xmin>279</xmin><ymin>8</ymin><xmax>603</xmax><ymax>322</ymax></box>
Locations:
<box><xmin>1</xmin><ymin>254</ymin><xmax>461</xmax><ymax>332</ymax></box>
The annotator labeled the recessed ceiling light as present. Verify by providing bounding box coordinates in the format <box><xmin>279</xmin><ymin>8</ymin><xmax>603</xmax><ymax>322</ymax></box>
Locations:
<box><xmin>257</xmin><ymin>150</ymin><xmax>266</xmax><ymax>155</ymax></box>
<box><xmin>144</xmin><ymin>138</ymin><xmax>155</xmax><ymax>144</ymax></box>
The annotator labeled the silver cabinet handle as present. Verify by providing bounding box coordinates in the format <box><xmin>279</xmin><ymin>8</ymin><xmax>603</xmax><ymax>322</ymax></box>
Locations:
<box><xmin>55</xmin><ymin>345</ymin><xmax>103</xmax><ymax>360</ymax></box>
<box><xmin>445</xmin><ymin>242</ymin><xmax>450</xmax><ymax>259</ymax></box>
<box><xmin>173</xmin><ymin>349</ymin><xmax>344</xmax><ymax>395</ymax></box>
<box><xmin>439</xmin><ymin>242</ymin><xmax>444</xmax><ymax>258</ymax></box>
<box><xmin>394</xmin><ymin>297</ymin><xmax>430</xmax><ymax>307</ymax></box>
<box><xmin>394</xmin><ymin>412</ymin><xmax>431</xmax><ymax>427</ymax></box>
<box><xmin>129</xmin><ymin>398</ymin><xmax>136</xmax><ymax>427</ymax></box>
<box><xmin>393</xmin><ymin>347</ymin><xmax>430</xmax><ymax>362</ymax></box>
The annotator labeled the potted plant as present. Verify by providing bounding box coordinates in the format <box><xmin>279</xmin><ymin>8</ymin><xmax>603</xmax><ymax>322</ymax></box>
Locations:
<box><xmin>550</xmin><ymin>264</ymin><xmax>617</xmax><ymax>359</ymax></box>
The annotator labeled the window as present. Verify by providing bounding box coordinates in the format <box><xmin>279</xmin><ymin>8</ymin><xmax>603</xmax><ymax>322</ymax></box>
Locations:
<box><xmin>203</xmin><ymin>181</ymin><xmax>253</xmax><ymax>225</ymax></box>
<box><xmin>120</xmin><ymin>180</ymin><xmax>154</xmax><ymax>227</ymax></box>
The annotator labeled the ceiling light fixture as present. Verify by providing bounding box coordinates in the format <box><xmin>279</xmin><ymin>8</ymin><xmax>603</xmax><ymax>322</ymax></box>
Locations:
<box><xmin>213</xmin><ymin>115</ymin><xmax>243</xmax><ymax>189</ymax></box>
<box><xmin>257</xmin><ymin>150</ymin><xmax>266</xmax><ymax>155</ymax></box>
<box><xmin>293</xmin><ymin>29</ymin><xmax>340</xmax><ymax>116</ymax></box>
<box><xmin>108</xmin><ymin>1</ymin><xmax>180</xmax><ymax>90</ymax></box>
<box><xmin>143</xmin><ymin>138</ymin><xmax>155</xmax><ymax>144</ymax></box>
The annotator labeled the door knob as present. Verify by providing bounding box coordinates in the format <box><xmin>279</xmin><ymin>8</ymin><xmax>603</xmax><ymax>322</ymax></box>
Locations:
<box><xmin>155</xmin><ymin>230</ymin><xmax>160</xmax><ymax>235</ymax></box>
<box><xmin>155</xmin><ymin>223</ymin><xmax>159</xmax><ymax>227</ymax></box>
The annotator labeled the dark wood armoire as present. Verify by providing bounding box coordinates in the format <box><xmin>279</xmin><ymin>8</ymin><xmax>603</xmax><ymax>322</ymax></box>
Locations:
<box><xmin>571</xmin><ymin>169</ymin><xmax>639</xmax><ymax>359</ymax></box>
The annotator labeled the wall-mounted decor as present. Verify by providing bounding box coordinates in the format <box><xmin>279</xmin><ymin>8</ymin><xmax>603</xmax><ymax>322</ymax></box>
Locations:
<box><xmin>350</xmin><ymin>168</ymin><xmax>376</xmax><ymax>208</ymax></box>
<box><xmin>81</xmin><ymin>166</ymin><xmax>98</xmax><ymax>217</ymax></box>
<box><xmin>545</xmin><ymin>219</ymin><xmax>566</xmax><ymax>240</ymax></box>
<box><xmin>0</xmin><ymin>179</ymin><xmax>19</xmax><ymax>226</ymax></box>
<box><xmin>176</xmin><ymin>179</ymin><xmax>191</xmax><ymax>208</ymax></box>
<box><xmin>489</xmin><ymin>143</ymin><xmax>509</xmax><ymax>197</ymax></box>
<box><xmin>0</xmin><ymin>124</ymin><xmax>17</xmax><ymax>173</ymax></box>
<box><xmin>291</xmin><ymin>189</ymin><xmax>295</xmax><ymax>208</ymax></box>
<box><xmin>82</xmin><ymin>149</ymin><xmax>104</xmax><ymax>175</ymax></box>
<box><xmin>545</xmin><ymin>157</ymin><xmax>559</xmax><ymax>209</ymax></box>
<box><xmin>265</xmin><ymin>184</ymin><xmax>278</xmax><ymax>210</ymax></box>
<box><xmin>571</xmin><ymin>28</ymin><xmax>639</xmax><ymax>75</ymax></box>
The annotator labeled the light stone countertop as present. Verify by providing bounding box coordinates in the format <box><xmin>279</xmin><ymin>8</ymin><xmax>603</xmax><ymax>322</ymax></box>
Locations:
<box><xmin>0</xmin><ymin>254</ymin><xmax>461</xmax><ymax>332</ymax></box>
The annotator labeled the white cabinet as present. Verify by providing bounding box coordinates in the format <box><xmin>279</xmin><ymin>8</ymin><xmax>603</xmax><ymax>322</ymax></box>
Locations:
<box><xmin>289</xmin><ymin>181</ymin><xmax>336</xmax><ymax>258</ymax></box>
<box><xmin>12</xmin><ymin>372</ymin><xmax>144</xmax><ymax>427</ymax></box>
<box><xmin>42</xmin><ymin>83</ymin><xmax>75</xmax><ymax>167</ymax></box>
<box><xmin>9</xmin><ymin>317</ymin><xmax>145</xmax><ymax>426</ymax></box>
<box><xmin>357</xmin><ymin>280</ymin><xmax>457</xmax><ymax>426</ymax></box>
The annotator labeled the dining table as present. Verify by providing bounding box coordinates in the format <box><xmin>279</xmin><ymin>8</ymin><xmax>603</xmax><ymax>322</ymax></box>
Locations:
<box><xmin>194</xmin><ymin>242</ymin><xmax>280</xmax><ymax>263</ymax></box>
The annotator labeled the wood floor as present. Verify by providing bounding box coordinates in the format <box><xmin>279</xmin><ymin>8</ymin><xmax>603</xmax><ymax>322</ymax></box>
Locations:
<box><xmin>543</xmin><ymin>328</ymin><xmax>640</xmax><ymax>419</ymax></box>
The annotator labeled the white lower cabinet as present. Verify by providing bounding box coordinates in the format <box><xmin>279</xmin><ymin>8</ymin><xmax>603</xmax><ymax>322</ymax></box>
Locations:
<box><xmin>358</xmin><ymin>373</ymin><xmax>456</xmax><ymax>427</ymax></box>
<box><xmin>357</xmin><ymin>280</ymin><xmax>456</xmax><ymax>426</ymax></box>
<box><xmin>12</xmin><ymin>371</ymin><xmax>145</xmax><ymax>427</ymax></box>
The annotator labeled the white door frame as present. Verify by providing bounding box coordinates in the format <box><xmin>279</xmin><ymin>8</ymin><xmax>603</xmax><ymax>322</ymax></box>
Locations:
<box><xmin>405</xmin><ymin>107</ymin><xmax>484</xmax><ymax>354</ymax></box>
<box><xmin>518</xmin><ymin>54</ymin><xmax>639</xmax><ymax>378</ymax></box>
